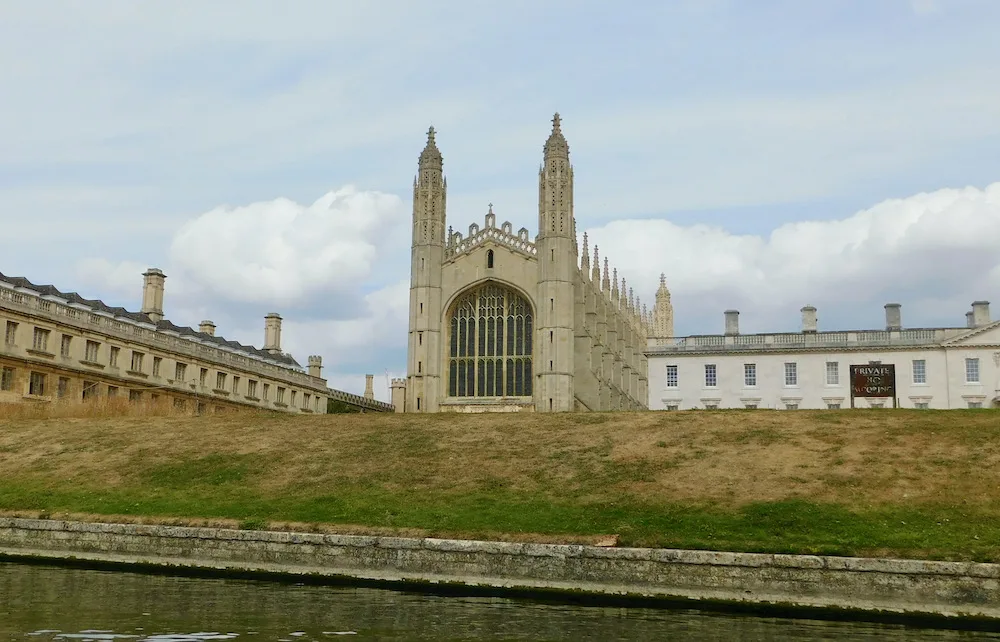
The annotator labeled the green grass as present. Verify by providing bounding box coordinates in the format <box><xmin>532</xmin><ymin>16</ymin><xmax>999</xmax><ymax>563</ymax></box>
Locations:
<box><xmin>2</xmin><ymin>409</ymin><xmax>1000</xmax><ymax>560</ymax></box>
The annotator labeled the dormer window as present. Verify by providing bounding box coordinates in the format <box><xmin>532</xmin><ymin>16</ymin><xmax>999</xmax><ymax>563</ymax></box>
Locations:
<box><xmin>486</xmin><ymin>249</ymin><xmax>494</xmax><ymax>269</ymax></box>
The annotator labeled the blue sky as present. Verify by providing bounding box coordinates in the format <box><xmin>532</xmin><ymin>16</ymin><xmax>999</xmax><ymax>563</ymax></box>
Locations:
<box><xmin>2</xmin><ymin>0</ymin><xmax>1000</xmax><ymax>398</ymax></box>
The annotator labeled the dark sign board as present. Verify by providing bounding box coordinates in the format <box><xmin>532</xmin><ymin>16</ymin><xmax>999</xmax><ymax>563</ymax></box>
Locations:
<box><xmin>849</xmin><ymin>364</ymin><xmax>896</xmax><ymax>399</ymax></box>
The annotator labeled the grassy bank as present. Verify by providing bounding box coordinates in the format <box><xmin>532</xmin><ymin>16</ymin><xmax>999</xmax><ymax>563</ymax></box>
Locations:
<box><xmin>1</xmin><ymin>404</ymin><xmax>999</xmax><ymax>561</ymax></box>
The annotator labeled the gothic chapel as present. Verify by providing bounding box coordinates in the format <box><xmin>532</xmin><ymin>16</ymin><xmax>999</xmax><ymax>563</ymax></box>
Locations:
<box><xmin>391</xmin><ymin>114</ymin><xmax>669</xmax><ymax>413</ymax></box>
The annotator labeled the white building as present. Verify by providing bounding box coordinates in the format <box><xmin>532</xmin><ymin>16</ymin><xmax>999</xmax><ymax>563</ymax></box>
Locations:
<box><xmin>646</xmin><ymin>301</ymin><xmax>1000</xmax><ymax>410</ymax></box>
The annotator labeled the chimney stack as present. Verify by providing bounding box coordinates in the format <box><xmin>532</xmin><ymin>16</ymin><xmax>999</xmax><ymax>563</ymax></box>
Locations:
<box><xmin>141</xmin><ymin>268</ymin><xmax>166</xmax><ymax>323</ymax></box>
<box><xmin>308</xmin><ymin>355</ymin><xmax>323</xmax><ymax>378</ymax></box>
<box><xmin>264</xmin><ymin>313</ymin><xmax>282</xmax><ymax>354</ymax></box>
<box><xmin>198</xmin><ymin>320</ymin><xmax>216</xmax><ymax>336</ymax></box>
<box><xmin>967</xmin><ymin>311</ymin><xmax>976</xmax><ymax>328</ymax></box>
<box><xmin>972</xmin><ymin>301</ymin><xmax>991</xmax><ymax>328</ymax></box>
<box><xmin>801</xmin><ymin>305</ymin><xmax>817</xmax><ymax>333</ymax></box>
<box><xmin>364</xmin><ymin>374</ymin><xmax>375</xmax><ymax>400</ymax></box>
<box><xmin>724</xmin><ymin>310</ymin><xmax>740</xmax><ymax>336</ymax></box>
<box><xmin>884</xmin><ymin>303</ymin><xmax>902</xmax><ymax>331</ymax></box>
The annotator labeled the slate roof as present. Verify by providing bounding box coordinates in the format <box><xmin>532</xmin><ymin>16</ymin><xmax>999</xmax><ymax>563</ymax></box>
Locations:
<box><xmin>0</xmin><ymin>271</ymin><xmax>302</xmax><ymax>370</ymax></box>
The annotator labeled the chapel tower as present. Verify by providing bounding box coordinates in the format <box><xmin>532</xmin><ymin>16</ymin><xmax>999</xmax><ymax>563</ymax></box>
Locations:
<box><xmin>651</xmin><ymin>273</ymin><xmax>675</xmax><ymax>345</ymax></box>
<box><xmin>406</xmin><ymin>127</ymin><xmax>447</xmax><ymax>412</ymax></box>
<box><xmin>535</xmin><ymin>113</ymin><xmax>576</xmax><ymax>412</ymax></box>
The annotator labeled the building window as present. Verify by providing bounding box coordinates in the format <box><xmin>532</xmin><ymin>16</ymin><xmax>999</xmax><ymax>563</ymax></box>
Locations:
<box><xmin>965</xmin><ymin>358</ymin><xmax>980</xmax><ymax>384</ymax></box>
<box><xmin>417</xmin><ymin>397</ymin><xmax>422</xmax><ymax>410</ymax></box>
<box><xmin>969</xmin><ymin>401</ymin><xmax>983</xmax><ymax>409</ymax></box>
<box><xmin>4</xmin><ymin>321</ymin><xmax>17</xmax><ymax>345</ymax></box>
<box><xmin>199</xmin><ymin>368</ymin><xmax>208</xmax><ymax>386</ymax></box>
<box><xmin>290</xmin><ymin>390</ymin><xmax>297</xmax><ymax>406</ymax></box>
<box><xmin>32</xmin><ymin>327</ymin><xmax>50</xmax><ymax>352</ymax></box>
<box><xmin>745</xmin><ymin>403</ymin><xmax>757</xmax><ymax>410</ymax></box>
<box><xmin>486</xmin><ymin>249</ymin><xmax>494</xmax><ymax>269</ymax></box>
<box><xmin>232</xmin><ymin>376</ymin><xmax>240</xmax><ymax>394</ymax></box>
<box><xmin>665</xmin><ymin>404</ymin><xmax>678</xmax><ymax>411</ymax></box>
<box><xmin>914</xmin><ymin>402</ymin><xmax>929</xmax><ymax>409</ymax></box>
<box><xmin>173</xmin><ymin>398</ymin><xmax>186</xmax><ymax>410</ymax></box>
<box><xmin>216</xmin><ymin>372</ymin><xmax>227</xmax><ymax>390</ymax></box>
<box><xmin>109</xmin><ymin>346</ymin><xmax>120</xmax><ymax>367</ymax></box>
<box><xmin>827</xmin><ymin>403</ymin><xmax>841</xmax><ymax>410</ymax></box>
<box><xmin>665</xmin><ymin>365</ymin><xmax>678</xmax><ymax>388</ymax></box>
<box><xmin>131</xmin><ymin>351</ymin><xmax>144</xmax><ymax>372</ymax></box>
<box><xmin>85</xmin><ymin>340</ymin><xmax>100</xmax><ymax>362</ymax></box>
<box><xmin>912</xmin><ymin>359</ymin><xmax>926</xmax><ymax>384</ymax></box>
<box><xmin>447</xmin><ymin>283</ymin><xmax>533</xmax><ymax>398</ymax></box>
<box><xmin>825</xmin><ymin>361</ymin><xmax>839</xmax><ymax>385</ymax></box>
<box><xmin>276</xmin><ymin>387</ymin><xmax>285</xmax><ymax>403</ymax></box>
<box><xmin>418</xmin><ymin>332</ymin><xmax>423</xmax><ymax>346</ymax></box>
<box><xmin>1</xmin><ymin>366</ymin><xmax>14</xmax><ymax>391</ymax></box>
<box><xmin>785</xmin><ymin>403</ymin><xmax>799</xmax><ymax>410</ymax></box>
<box><xmin>129</xmin><ymin>390</ymin><xmax>142</xmax><ymax>403</ymax></box>
<box><xmin>29</xmin><ymin>371</ymin><xmax>45</xmax><ymax>396</ymax></box>
<box><xmin>263</xmin><ymin>383</ymin><xmax>270</xmax><ymax>400</ymax></box>
<box><xmin>247</xmin><ymin>380</ymin><xmax>258</xmax><ymax>398</ymax></box>
<box><xmin>704</xmin><ymin>403</ymin><xmax>718</xmax><ymax>410</ymax></box>
<box><xmin>744</xmin><ymin>363</ymin><xmax>756</xmax><ymax>387</ymax></box>
<box><xmin>57</xmin><ymin>377</ymin><xmax>69</xmax><ymax>398</ymax></box>
<box><xmin>82</xmin><ymin>380</ymin><xmax>97</xmax><ymax>400</ymax></box>
<box><xmin>704</xmin><ymin>364</ymin><xmax>717</xmax><ymax>388</ymax></box>
<box><xmin>175</xmin><ymin>362</ymin><xmax>187</xmax><ymax>382</ymax></box>
<box><xmin>107</xmin><ymin>385</ymin><xmax>118</xmax><ymax>398</ymax></box>
<box><xmin>152</xmin><ymin>357</ymin><xmax>162</xmax><ymax>377</ymax></box>
<box><xmin>60</xmin><ymin>334</ymin><xmax>72</xmax><ymax>357</ymax></box>
<box><xmin>303</xmin><ymin>393</ymin><xmax>311</xmax><ymax>409</ymax></box>
<box><xmin>784</xmin><ymin>362</ymin><xmax>798</xmax><ymax>386</ymax></box>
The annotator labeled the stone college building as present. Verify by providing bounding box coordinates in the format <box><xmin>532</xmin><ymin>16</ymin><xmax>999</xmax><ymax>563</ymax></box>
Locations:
<box><xmin>392</xmin><ymin>114</ymin><xmax>673</xmax><ymax>413</ymax></box>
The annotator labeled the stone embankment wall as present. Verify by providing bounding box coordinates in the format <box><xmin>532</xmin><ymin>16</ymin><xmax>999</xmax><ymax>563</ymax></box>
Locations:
<box><xmin>1</xmin><ymin>517</ymin><xmax>998</xmax><ymax>621</ymax></box>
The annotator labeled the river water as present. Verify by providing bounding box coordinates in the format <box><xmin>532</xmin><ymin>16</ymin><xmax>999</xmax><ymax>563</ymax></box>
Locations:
<box><xmin>1</xmin><ymin>562</ymin><xmax>997</xmax><ymax>641</ymax></box>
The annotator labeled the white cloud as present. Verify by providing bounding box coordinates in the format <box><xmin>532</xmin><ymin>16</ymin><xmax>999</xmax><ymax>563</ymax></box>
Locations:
<box><xmin>591</xmin><ymin>181</ymin><xmax>1000</xmax><ymax>333</ymax></box>
<box><xmin>168</xmin><ymin>186</ymin><xmax>405</xmax><ymax>306</ymax></box>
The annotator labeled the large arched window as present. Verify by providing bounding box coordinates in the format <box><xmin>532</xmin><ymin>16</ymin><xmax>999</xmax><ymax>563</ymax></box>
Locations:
<box><xmin>448</xmin><ymin>283</ymin><xmax>533</xmax><ymax>397</ymax></box>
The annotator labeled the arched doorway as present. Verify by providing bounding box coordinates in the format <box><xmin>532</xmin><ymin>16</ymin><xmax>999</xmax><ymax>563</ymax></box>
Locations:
<box><xmin>447</xmin><ymin>282</ymin><xmax>533</xmax><ymax>398</ymax></box>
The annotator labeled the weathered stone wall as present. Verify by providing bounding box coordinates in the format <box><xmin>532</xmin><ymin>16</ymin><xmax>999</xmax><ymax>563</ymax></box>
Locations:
<box><xmin>1</xmin><ymin>517</ymin><xmax>998</xmax><ymax>620</ymax></box>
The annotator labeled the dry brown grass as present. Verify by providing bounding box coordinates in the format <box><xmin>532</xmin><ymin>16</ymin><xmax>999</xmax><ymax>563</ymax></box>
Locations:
<box><xmin>1</xmin><ymin>408</ymin><xmax>998</xmax><ymax>509</ymax></box>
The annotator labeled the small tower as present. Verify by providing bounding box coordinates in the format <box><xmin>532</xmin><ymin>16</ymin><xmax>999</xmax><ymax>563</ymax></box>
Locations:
<box><xmin>406</xmin><ymin>126</ymin><xmax>447</xmax><ymax>412</ymax></box>
<box><xmin>651</xmin><ymin>273</ymin><xmax>675</xmax><ymax>343</ymax></box>
<box><xmin>535</xmin><ymin>113</ymin><xmax>576</xmax><ymax>412</ymax></box>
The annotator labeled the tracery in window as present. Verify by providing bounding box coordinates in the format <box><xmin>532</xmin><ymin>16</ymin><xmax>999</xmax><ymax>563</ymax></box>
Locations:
<box><xmin>448</xmin><ymin>283</ymin><xmax>533</xmax><ymax>397</ymax></box>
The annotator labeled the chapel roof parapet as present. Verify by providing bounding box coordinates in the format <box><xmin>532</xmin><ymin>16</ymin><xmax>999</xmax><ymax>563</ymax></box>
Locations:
<box><xmin>444</xmin><ymin>205</ymin><xmax>536</xmax><ymax>261</ymax></box>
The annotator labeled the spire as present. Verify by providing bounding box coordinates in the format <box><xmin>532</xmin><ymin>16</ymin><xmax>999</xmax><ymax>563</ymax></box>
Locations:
<box><xmin>629</xmin><ymin>288</ymin><xmax>635</xmax><ymax>313</ymax></box>
<box><xmin>657</xmin><ymin>273</ymin><xmax>670</xmax><ymax>298</ymax></box>
<box><xmin>611</xmin><ymin>268</ymin><xmax>619</xmax><ymax>302</ymax></box>
<box><xmin>544</xmin><ymin>112</ymin><xmax>569</xmax><ymax>158</ymax></box>
<box><xmin>581</xmin><ymin>232</ymin><xmax>590</xmax><ymax>272</ymax></box>
<box><xmin>602</xmin><ymin>257</ymin><xmax>610</xmax><ymax>291</ymax></box>
<box><xmin>652</xmin><ymin>271</ymin><xmax>675</xmax><ymax>340</ymax></box>
<box><xmin>419</xmin><ymin>125</ymin><xmax>443</xmax><ymax>169</ymax></box>
<box><xmin>592</xmin><ymin>245</ymin><xmax>600</xmax><ymax>283</ymax></box>
<box><xmin>620</xmin><ymin>277</ymin><xmax>628</xmax><ymax>309</ymax></box>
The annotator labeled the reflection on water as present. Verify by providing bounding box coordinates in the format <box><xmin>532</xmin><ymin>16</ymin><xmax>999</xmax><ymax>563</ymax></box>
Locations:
<box><xmin>1</xmin><ymin>562</ymin><xmax>998</xmax><ymax>641</ymax></box>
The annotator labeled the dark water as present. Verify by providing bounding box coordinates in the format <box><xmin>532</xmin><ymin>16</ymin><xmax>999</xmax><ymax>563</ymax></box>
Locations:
<box><xmin>1</xmin><ymin>562</ymin><xmax>998</xmax><ymax>641</ymax></box>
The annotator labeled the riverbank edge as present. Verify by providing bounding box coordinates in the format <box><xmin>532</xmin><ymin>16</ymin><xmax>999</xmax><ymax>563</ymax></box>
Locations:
<box><xmin>1</xmin><ymin>517</ymin><xmax>999</xmax><ymax>628</ymax></box>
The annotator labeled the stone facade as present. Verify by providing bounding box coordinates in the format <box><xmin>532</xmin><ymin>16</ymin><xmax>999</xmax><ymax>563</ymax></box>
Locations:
<box><xmin>0</xmin><ymin>269</ymin><xmax>330</xmax><ymax>413</ymax></box>
<box><xmin>401</xmin><ymin>115</ymin><xmax>660</xmax><ymax>413</ymax></box>
<box><xmin>647</xmin><ymin>301</ymin><xmax>1000</xmax><ymax>410</ymax></box>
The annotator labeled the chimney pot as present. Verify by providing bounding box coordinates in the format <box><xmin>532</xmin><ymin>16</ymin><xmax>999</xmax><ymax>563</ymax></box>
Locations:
<box><xmin>801</xmin><ymin>305</ymin><xmax>818</xmax><ymax>334</ymax></box>
<box><xmin>198</xmin><ymin>320</ymin><xmax>216</xmax><ymax>336</ymax></box>
<box><xmin>884</xmin><ymin>303</ymin><xmax>902</xmax><ymax>331</ymax></box>
<box><xmin>967</xmin><ymin>311</ymin><xmax>976</xmax><ymax>328</ymax></box>
<box><xmin>724</xmin><ymin>310</ymin><xmax>740</xmax><ymax>336</ymax></box>
<box><xmin>972</xmin><ymin>301</ymin><xmax>991</xmax><ymax>328</ymax></box>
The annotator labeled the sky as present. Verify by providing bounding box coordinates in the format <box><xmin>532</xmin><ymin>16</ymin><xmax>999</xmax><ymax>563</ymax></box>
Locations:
<box><xmin>2</xmin><ymin>0</ymin><xmax>1000</xmax><ymax>400</ymax></box>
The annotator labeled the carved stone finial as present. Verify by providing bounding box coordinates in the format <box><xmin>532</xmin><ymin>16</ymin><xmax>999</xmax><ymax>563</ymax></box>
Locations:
<box><xmin>427</xmin><ymin>125</ymin><xmax>436</xmax><ymax>142</ymax></box>
<box><xmin>552</xmin><ymin>112</ymin><xmax>561</xmax><ymax>132</ymax></box>
<box><xmin>419</xmin><ymin>124</ymin><xmax>443</xmax><ymax>168</ymax></box>
<box><xmin>544</xmin><ymin>112</ymin><xmax>569</xmax><ymax>157</ymax></box>
<box><xmin>660</xmin><ymin>272</ymin><xmax>666</xmax><ymax>288</ymax></box>
<box><xmin>488</xmin><ymin>202</ymin><xmax>493</xmax><ymax>214</ymax></box>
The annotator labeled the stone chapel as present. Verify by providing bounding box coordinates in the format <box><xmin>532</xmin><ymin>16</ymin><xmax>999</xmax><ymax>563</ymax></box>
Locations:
<box><xmin>391</xmin><ymin>114</ymin><xmax>673</xmax><ymax>413</ymax></box>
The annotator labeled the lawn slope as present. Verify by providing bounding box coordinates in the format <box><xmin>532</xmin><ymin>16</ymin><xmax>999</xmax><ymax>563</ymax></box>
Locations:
<box><xmin>1</xmin><ymin>408</ymin><xmax>998</xmax><ymax>560</ymax></box>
